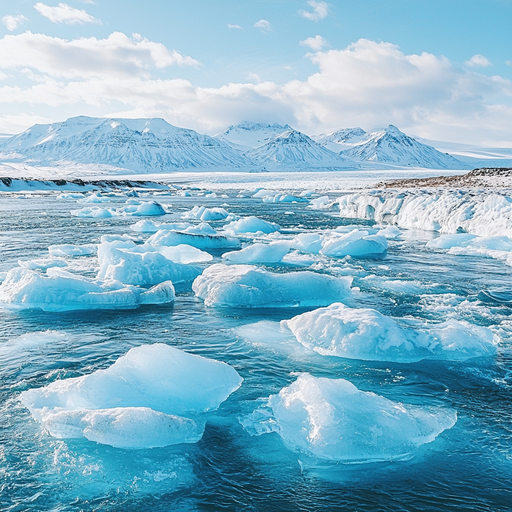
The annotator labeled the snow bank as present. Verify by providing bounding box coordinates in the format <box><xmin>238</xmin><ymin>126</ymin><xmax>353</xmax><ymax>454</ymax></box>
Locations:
<box><xmin>184</xmin><ymin>205</ymin><xmax>230</xmax><ymax>221</ymax></box>
<box><xmin>48</xmin><ymin>244</ymin><xmax>97</xmax><ymax>257</ymax></box>
<box><xmin>338</xmin><ymin>191</ymin><xmax>512</xmax><ymax>237</ymax></box>
<box><xmin>243</xmin><ymin>373</ymin><xmax>456</xmax><ymax>462</ymax></box>
<box><xmin>0</xmin><ymin>267</ymin><xmax>175</xmax><ymax>311</ymax></box>
<box><xmin>223</xmin><ymin>216</ymin><xmax>280</xmax><ymax>235</ymax></box>
<box><xmin>97</xmin><ymin>240</ymin><xmax>201</xmax><ymax>286</ymax></box>
<box><xmin>193</xmin><ymin>264</ymin><xmax>352</xmax><ymax>307</ymax></box>
<box><xmin>283</xmin><ymin>303</ymin><xmax>498</xmax><ymax>362</ymax></box>
<box><xmin>222</xmin><ymin>241</ymin><xmax>290</xmax><ymax>264</ymax></box>
<box><xmin>20</xmin><ymin>344</ymin><xmax>242</xmax><ymax>448</ymax></box>
<box><xmin>320</xmin><ymin>230</ymin><xmax>388</xmax><ymax>258</ymax></box>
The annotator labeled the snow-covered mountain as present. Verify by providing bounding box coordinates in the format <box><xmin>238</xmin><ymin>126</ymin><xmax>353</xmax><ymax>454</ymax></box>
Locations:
<box><xmin>246</xmin><ymin>129</ymin><xmax>356</xmax><ymax>169</ymax></box>
<box><xmin>315</xmin><ymin>128</ymin><xmax>368</xmax><ymax>152</ymax></box>
<box><xmin>0</xmin><ymin>116</ymin><xmax>254</xmax><ymax>171</ymax></box>
<box><xmin>338</xmin><ymin>125</ymin><xmax>467</xmax><ymax>169</ymax></box>
<box><xmin>214</xmin><ymin>122</ymin><xmax>291</xmax><ymax>150</ymax></box>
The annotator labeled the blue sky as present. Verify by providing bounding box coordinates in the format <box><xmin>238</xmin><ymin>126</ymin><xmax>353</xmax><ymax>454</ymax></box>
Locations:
<box><xmin>0</xmin><ymin>0</ymin><xmax>511</xmax><ymax>144</ymax></box>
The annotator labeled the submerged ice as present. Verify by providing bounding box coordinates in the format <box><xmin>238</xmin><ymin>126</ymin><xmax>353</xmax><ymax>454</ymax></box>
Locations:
<box><xmin>243</xmin><ymin>373</ymin><xmax>457</xmax><ymax>462</ymax></box>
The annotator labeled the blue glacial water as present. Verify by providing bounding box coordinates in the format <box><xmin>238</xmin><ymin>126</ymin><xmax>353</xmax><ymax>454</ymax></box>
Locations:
<box><xmin>1</xmin><ymin>188</ymin><xmax>512</xmax><ymax>511</ymax></box>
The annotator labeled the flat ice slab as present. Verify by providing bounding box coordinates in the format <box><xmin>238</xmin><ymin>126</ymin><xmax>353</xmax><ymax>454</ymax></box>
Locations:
<box><xmin>193</xmin><ymin>264</ymin><xmax>353</xmax><ymax>307</ymax></box>
<box><xmin>242</xmin><ymin>373</ymin><xmax>457</xmax><ymax>462</ymax></box>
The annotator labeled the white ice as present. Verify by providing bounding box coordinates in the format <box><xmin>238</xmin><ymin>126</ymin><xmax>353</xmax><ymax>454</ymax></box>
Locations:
<box><xmin>222</xmin><ymin>241</ymin><xmax>290</xmax><ymax>264</ymax></box>
<box><xmin>320</xmin><ymin>229</ymin><xmax>388</xmax><ymax>258</ymax></box>
<box><xmin>18</xmin><ymin>257</ymin><xmax>68</xmax><ymax>270</ymax></box>
<box><xmin>193</xmin><ymin>264</ymin><xmax>353</xmax><ymax>307</ymax></box>
<box><xmin>78</xmin><ymin>192</ymin><xmax>111</xmax><ymax>204</ymax></box>
<box><xmin>48</xmin><ymin>244</ymin><xmax>97</xmax><ymax>257</ymax></box>
<box><xmin>223</xmin><ymin>216</ymin><xmax>280</xmax><ymax>235</ymax></box>
<box><xmin>147</xmin><ymin>225</ymin><xmax>240</xmax><ymax>250</ymax></box>
<box><xmin>20</xmin><ymin>343</ymin><xmax>243</xmax><ymax>448</ymax></box>
<box><xmin>97</xmin><ymin>239</ymin><xmax>201</xmax><ymax>286</ymax></box>
<box><xmin>283</xmin><ymin>303</ymin><xmax>498</xmax><ymax>362</ymax></box>
<box><xmin>159</xmin><ymin>244</ymin><xmax>213</xmax><ymax>264</ymax></box>
<box><xmin>242</xmin><ymin>373</ymin><xmax>457</xmax><ymax>462</ymax></box>
<box><xmin>130</xmin><ymin>219</ymin><xmax>191</xmax><ymax>233</ymax></box>
<box><xmin>0</xmin><ymin>267</ymin><xmax>175</xmax><ymax>311</ymax></box>
<box><xmin>72</xmin><ymin>206</ymin><xmax>113</xmax><ymax>218</ymax></box>
<box><xmin>183</xmin><ymin>205</ymin><xmax>230</xmax><ymax>221</ymax></box>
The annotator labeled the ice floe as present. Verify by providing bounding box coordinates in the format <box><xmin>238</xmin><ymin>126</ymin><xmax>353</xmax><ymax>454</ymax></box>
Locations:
<box><xmin>193</xmin><ymin>264</ymin><xmax>352</xmax><ymax>307</ymax></box>
<box><xmin>242</xmin><ymin>373</ymin><xmax>457</xmax><ymax>462</ymax></box>
<box><xmin>282</xmin><ymin>303</ymin><xmax>498</xmax><ymax>362</ymax></box>
<box><xmin>223</xmin><ymin>216</ymin><xmax>280</xmax><ymax>235</ymax></box>
<box><xmin>72</xmin><ymin>206</ymin><xmax>113</xmax><ymax>218</ymax></box>
<box><xmin>183</xmin><ymin>205</ymin><xmax>230</xmax><ymax>221</ymax></box>
<box><xmin>320</xmin><ymin>230</ymin><xmax>388</xmax><ymax>258</ymax></box>
<box><xmin>48</xmin><ymin>244</ymin><xmax>97</xmax><ymax>257</ymax></box>
<box><xmin>18</xmin><ymin>257</ymin><xmax>68</xmax><ymax>270</ymax></box>
<box><xmin>20</xmin><ymin>344</ymin><xmax>242</xmax><ymax>448</ymax></box>
<box><xmin>222</xmin><ymin>241</ymin><xmax>290</xmax><ymax>264</ymax></box>
<box><xmin>147</xmin><ymin>225</ymin><xmax>240</xmax><ymax>250</ymax></box>
<box><xmin>0</xmin><ymin>267</ymin><xmax>175</xmax><ymax>311</ymax></box>
<box><xmin>97</xmin><ymin>239</ymin><xmax>201</xmax><ymax>286</ymax></box>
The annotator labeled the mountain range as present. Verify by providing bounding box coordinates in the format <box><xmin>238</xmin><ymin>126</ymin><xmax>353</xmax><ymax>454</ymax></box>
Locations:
<box><xmin>0</xmin><ymin>116</ymin><xmax>489</xmax><ymax>173</ymax></box>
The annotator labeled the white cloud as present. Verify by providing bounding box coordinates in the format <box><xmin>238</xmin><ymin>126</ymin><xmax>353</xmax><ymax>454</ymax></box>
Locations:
<box><xmin>0</xmin><ymin>31</ymin><xmax>200</xmax><ymax>79</ymax></box>
<box><xmin>506</xmin><ymin>60</ymin><xmax>512</xmax><ymax>67</ymax></box>
<box><xmin>2</xmin><ymin>14</ymin><xmax>28</xmax><ymax>31</ymax></box>
<box><xmin>300</xmin><ymin>35</ymin><xmax>328</xmax><ymax>51</ymax></box>
<box><xmin>247</xmin><ymin>72</ymin><xmax>262</xmax><ymax>83</ymax></box>
<box><xmin>299</xmin><ymin>1</ymin><xmax>329</xmax><ymax>21</ymax></box>
<box><xmin>34</xmin><ymin>2</ymin><xmax>101</xmax><ymax>25</ymax></box>
<box><xmin>465</xmin><ymin>54</ymin><xmax>492</xmax><ymax>68</ymax></box>
<box><xmin>0</xmin><ymin>37</ymin><xmax>511</xmax><ymax>145</ymax></box>
<box><xmin>254</xmin><ymin>19</ymin><xmax>271</xmax><ymax>32</ymax></box>
<box><xmin>228</xmin><ymin>24</ymin><xmax>242</xmax><ymax>29</ymax></box>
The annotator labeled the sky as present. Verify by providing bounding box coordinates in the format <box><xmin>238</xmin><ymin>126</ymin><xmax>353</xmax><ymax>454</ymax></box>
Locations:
<box><xmin>0</xmin><ymin>0</ymin><xmax>511</xmax><ymax>145</ymax></box>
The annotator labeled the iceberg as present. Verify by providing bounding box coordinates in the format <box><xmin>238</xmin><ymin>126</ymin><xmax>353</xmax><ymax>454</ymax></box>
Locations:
<box><xmin>193</xmin><ymin>264</ymin><xmax>353</xmax><ymax>307</ymax></box>
<box><xmin>320</xmin><ymin>230</ymin><xmax>388</xmax><ymax>258</ymax></box>
<box><xmin>223</xmin><ymin>216</ymin><xmax>280</xmax><ymax>235</ymax></box>
<box><xmin>0</xmin><ymin>267</ymin><xmax>175</xmax><ymax>311</ymax></box>
<box><xmin>72</xmin><ymin>206</ymin><xmax>113</xmax><ymax>218</ymax></box>
<box><xmin>243</xmin><ymin>373</ymin><xmax>457</xmax><ymax>462</ymax></box>
<box><xmin>97</xmin><ymin>240</ymin><xmax>201</xmax><ymax>286</ymax></box>
<box><xmin>147</xmin><ymin>227</ymin><xmax>240</xmax><ymax>250</ymax></box>
<box><xmin>222</xmin><ymin>241</ymin><xmax>290</xmax><ymax>264</ymax></box>
<box><xmin>283</xmin><ymin>303</ymin><xmax>498</xmax><ymax>362</ymax></box>
<box><xmin>20</xmin><ymin>344</ymin><xmax>243</xmax><ymax>448</ymax></box>
<box><xmin>184</xmin><ymin>205</ymin><xmax>230</xmax><ymax>221</ymax></box>
<box><xmin>78</xmin><ymin>192</ymin><xmax>110</xmax><ymax>204</ymax></box>
<box><xmin>291</xmin><ymin>233</ymin><xmax>323</xmax><ymax>254</ymax></box>
<box><xmin>129</xmin><ymin>201</ymin><xmax>166</xmax><ymax>216</ymax></box>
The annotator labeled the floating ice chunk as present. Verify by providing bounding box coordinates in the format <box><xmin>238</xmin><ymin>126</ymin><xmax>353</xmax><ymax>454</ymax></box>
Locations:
<box><xmin>376</xmin><ymin>225</ymin><xmax>402</xmax><ymax>239</ymax></box>
<box><xmin>97</xmin><ymin>240</ymin><xmax>200</xmax><ymax>286</ymax></box>
<box><xmin>308</xmin><ymin>196</ymin><xmax>332</xmax><ymax>209</ymax></box>
<box><xmin>262</xmin><ymin>194</ymin><xmax>307</xmax><ymax>203</ymax></box>
<box><xmin>179</xmin><ymin>190</ymin><xmax>191</xmax><ymax>197</ymax></box>
<box><xmin>193</xmin><ymin>264</ymin><xmax>352</xmax><ymax>308</ymax></box>
<box><xmin>72</xmin><ymin>207</ymin><xmax>113</xmax><ymax>218</ymax></box>
<box><xmin>78</xmin><ymin>192</ymin><xmax>111</xmax><ymax>204</ymax></box>
<box><xmin>223</xmin><ymin>216</ymin><xmax>280</xmax><ymax>235</ymax></box>
<box><xmin>41</xmin><ymin>407</ymin><xmax>204</xmax><ymax>449</ymax></box>
<box><xmin>100</xmin><ymin>234</ymin><xmax>134</xmax><ymax>243</ymax></box>
<box><xmin>18</xmin><ymin>257</ymin><xmax>68</xmax><ymax>270</ymax></box>
<box><xmin>0</xmin><ymin>267</ymin><xmax>174</xmax><ymax>311</ymax></box>
<box><xmin>125</xmin><ymin>198</ymin><xmax>141</xmax><ymax>205</ymax></box>
<box><xmin>21</xmin><ymin>343</ymin><xmax>243</xmax><ymax>418</ymax></box>
<box><xmin>130</xmin><ymin>220</ymin><xmax>190</xmax><ymax>233</ymax></box>
<box><xmin>222</xmin><ymin>241</ymin><xmax>290</xmax><ymax>264</ymax></box>
<box><xmin>243</xmin><ymin>373</ymin><xmax>457</xmax><ymax>462</ymax></box>
<box><xmin>291</xmin><ymin>233</ymin><xmax>322</xmax><ymax>254</ymax></box>
<box><xmin>57</xmin><ymin>193</ymin><xmax>84</xmax><ymax>199</ymax></box>
<box><xmin>283</xmin><ymin>303</ymin><xmax>498</xmax><ymax>362</ymax></box>
<box><xmin>139</xmin><ymin>281</ymin><xmax>176</xmax><ymax>304</ymax></box>
<box><xmin>48</xmin><ymin>244</ymin><xmax>97</xmax><ymax>257</ymax></box>
<box><xmin>252</xmin><ymin>189</ymin><xmax>277</xmax><ymax>198</ymax></box>
<box><xmin>320</xmin><ymin>230</ymin><xmax>388</xmax><ymax>258</ymax></box>
<box><xmin>147</xmin><ymin>228</ymin><xmax>240</xmax><ymax>250</ymax></box>
<box><xmin>184</xmin><ymin>205</ymin><xmax>230</xmax><ymax>221</ymax></box>
<box><xmin>129</xmin><ymin>201</ymin><xmax>166</xmax><ymax>216</ymax></box>
<box><xmin>159</xmin><ymin>244</ymin><xmax>213</xmax><ymax>264</ymax></box>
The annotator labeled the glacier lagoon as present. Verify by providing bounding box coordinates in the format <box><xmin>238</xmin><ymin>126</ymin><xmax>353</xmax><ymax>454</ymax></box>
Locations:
<box><xmin>1</xmin><ymin>172</ymin><xmax>511</xmax><ymax>511</ymax></box>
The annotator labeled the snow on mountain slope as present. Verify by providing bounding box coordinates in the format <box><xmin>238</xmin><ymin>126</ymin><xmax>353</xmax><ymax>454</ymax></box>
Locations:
<box><xmin>214</xmin><ymin>122</ymin><xmax>291</xmax><ymax>150</ymax></box>
<box><xmin>315</xmin><ymin>128</ymin><xmax>368</xmax><ymax>152</ymax></box>
<box><xmin>246</xmin><ymin>129</ymin><xmax>356</xmax><ymax>169</ymax></box>
<box><xmin>414</xmin><ymin>137</ymin><xmax>512</xmax><ymax>169</ymax></box>
<box><xmin>0</xmin><ymin>116</ymin><xmax>254</xmax><ymax>172</ymax></box>
<box><xmin>340</xmin><ymin>125</ymin><xmax>467</xmax><ymax>170</ymax></box>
